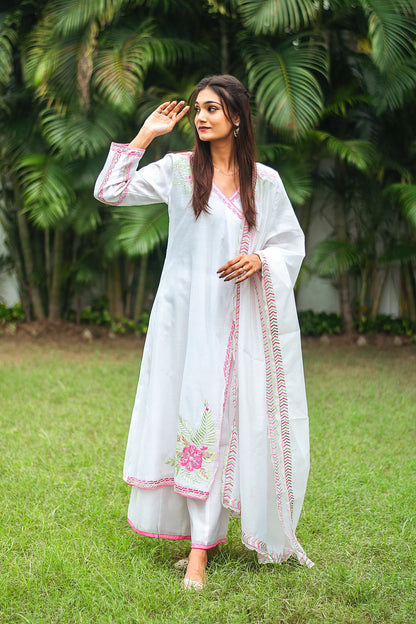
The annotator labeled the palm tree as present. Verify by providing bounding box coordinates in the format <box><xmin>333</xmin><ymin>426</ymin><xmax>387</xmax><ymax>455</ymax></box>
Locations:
<box><xmin>1</xmin><ymin>0</ymin><xmax>200</xmax><ymax>320</ymax></box>
<box><xmin>1</xmin><ymin>0</ymin><xmax>414</xmax><ymax>328</ymax></box>
<box><xmin>304</xmin><ymin>0</ymin><xmax>416</xmax><ymax>331</ymax></box>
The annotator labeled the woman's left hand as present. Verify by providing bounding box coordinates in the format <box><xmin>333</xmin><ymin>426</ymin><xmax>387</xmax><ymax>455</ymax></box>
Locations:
<box><xmin>217</xmin><ymin>253</ymin><xmax>262</xmax><ymax>283</ymax></box>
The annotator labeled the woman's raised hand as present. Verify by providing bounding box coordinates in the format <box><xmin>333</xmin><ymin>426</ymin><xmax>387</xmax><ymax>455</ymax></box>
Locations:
<box><xmin>129</xmin><ymin>101</ymin><xmax>190</xmax><ymax>149</ymax></box>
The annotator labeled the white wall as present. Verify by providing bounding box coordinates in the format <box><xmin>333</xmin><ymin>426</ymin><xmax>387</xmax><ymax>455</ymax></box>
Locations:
<box><xmin>0</xmin><ymin>226</ymin><xmax>19</xmax><ymax>305</ymax></box>
<box><xmin>296</xmin><ymin>200</ymin><xmax>340</xmax><ymax>313</ymax></box>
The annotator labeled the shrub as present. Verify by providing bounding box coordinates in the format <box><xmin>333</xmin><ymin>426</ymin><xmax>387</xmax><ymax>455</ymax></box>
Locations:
<box><xmin>298</xmin><ymin>310</ymin><xmax>344</xmax><ymax>336</ymax></box>
<box><xmin>357</xmin><ymin>314</ymin><xmax>416</xmax><ymax>337</ymax></box>
<box><xmin>0</xmin><ymin>302</ymin><xmax>25</xmax><ymax>324</ymax></box>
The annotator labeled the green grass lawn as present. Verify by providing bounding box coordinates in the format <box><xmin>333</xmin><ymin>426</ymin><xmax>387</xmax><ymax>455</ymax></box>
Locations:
<box><xmin>0</xmin><ymin>336</ymin><xmax>415</xmax><ymax>624</ymax></box>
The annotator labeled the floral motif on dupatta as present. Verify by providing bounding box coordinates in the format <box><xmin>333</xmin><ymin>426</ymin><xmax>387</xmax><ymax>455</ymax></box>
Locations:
<box><xmin>166</xmin><ymin>401</ymin><xmax>216</xmax><ymax>484</ymax></box>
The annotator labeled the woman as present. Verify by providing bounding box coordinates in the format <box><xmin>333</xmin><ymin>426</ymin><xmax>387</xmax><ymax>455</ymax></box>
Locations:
<box><xmin>94</xmin><ymin>74</ymin><xmax>313</xmax><ymax>588</ymax></box>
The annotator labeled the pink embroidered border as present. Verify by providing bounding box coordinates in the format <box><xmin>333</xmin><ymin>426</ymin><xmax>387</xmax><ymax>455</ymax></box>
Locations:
<box><xmin>241</xmin><ymin>531</ymin><xmax>313</xmax><ymax>567</ymax></box>
<box><xmin>258</xmin><ymin>256</ymin><xmax>294</xmax><ymax>516</ymax></box>
<box><xmin>191</xmin><ymin>538</ymin><xmax>227</xmax><ymax>549</ymax></box>
<box><xmin>222</xmin><ymin>219</ymin><xmax>251</xmax><ymax>513</ymax></box>
<box><xmin>252</xmin><ymin>255</ymin><xmax>312</xmax><ymax>567</ymax></box>
<box><xmin>174</xmin><ymin>484</ymin><xmax>209</xmax><ymax>501</ymax></box>
<box><xmin>124</xmin><ymin>475</ymin><xmax>174</xmax><ymax>489</ymax></box>
<box><xmin>253</xmin><ymin>276</ymin><xmax>286</xmax><ymax>525</ymax></box>
<box><xmin>124</xmin><ymin>476</ymin><xmax>209</xmax><ymax>501</ymax></box>
<box><xmin>127</xmin><ymin>518</ymin><xmax>191</xmax><ymax>541</ymax></box>
<box><xmin>127</xmin><ymin>520</ymin><xmax>227</xmax><ymax>549</ymax></box>
<box><xmin>111</xmin><ymin>142</ymin><xmax>145</xmax><ymax>155</ymax></box>
<box><xmin>222</xmin><ymin>416</ymin><xmax>240</xmax><ymax>513</ymax></box>
<box><xmin>97</xmin><ymin>143</ymin><xmax>145</xmax><ymax>205</ymax></box>
<box><xmin>212</xmin><ymin>184</ymin><xmax>243</xmax><ymax>219</ymax></box>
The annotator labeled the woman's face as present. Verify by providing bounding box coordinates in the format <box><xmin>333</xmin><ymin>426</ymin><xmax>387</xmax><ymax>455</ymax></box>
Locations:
<box><xmin>194</xmin><ymin>87</ymin><xmax>237</xmax><ymax>143</ymax></box>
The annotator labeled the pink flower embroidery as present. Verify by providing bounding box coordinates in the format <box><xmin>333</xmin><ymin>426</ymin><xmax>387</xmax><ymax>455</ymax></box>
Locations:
<box><xmin>179</xmin><ymin>444</ymin><xmax>208</xmax><ymax>472</ymax></box>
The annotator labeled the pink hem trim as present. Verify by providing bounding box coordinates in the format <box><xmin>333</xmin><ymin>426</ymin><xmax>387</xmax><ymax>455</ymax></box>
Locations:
<box><xmin>124</xmin><ymin>477</ymin><xmax>209</xmax><ymax>501</ymax></box>
<box><xmin>191</xmin><ymin>538</ymin><xmax>226</xmax><ymax>550</ymax></box>
<box><xmin>111</xmin><ymin>142</ymin><xmax>145</xmax><ymax>154</ymax></box>
<box><xmin>127</xmin><ymin>518</ymin><xmax>191</xmax><ymax>541</ymax></box>
<box><xmin>124</xmin><ymin>475</ymin><xmax>175</xmax><ymax>489</ymax></box>
<box><xmin>174</xmin><ymin>484</ymin><xmax>209</xmax><ymax>501</ymax></box>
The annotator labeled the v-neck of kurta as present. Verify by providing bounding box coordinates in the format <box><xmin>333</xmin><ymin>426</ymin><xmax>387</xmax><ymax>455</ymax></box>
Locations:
<box><xmin>212</xmin><ymin>182</ymin><xmax>242</xmax><ymax>220</ymax></box>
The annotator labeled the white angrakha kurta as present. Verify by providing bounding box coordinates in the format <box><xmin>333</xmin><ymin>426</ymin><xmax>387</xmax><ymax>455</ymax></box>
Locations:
<box><xmin>94</xmin><ymin>142</ymin><xmax>313</xmax><ymax>567</ymax></box>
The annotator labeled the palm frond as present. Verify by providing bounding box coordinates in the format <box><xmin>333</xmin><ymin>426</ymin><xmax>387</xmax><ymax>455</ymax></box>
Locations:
<box><xmin>379</xmin><ymin>242</ymin><xmax>416</xmax><ymax>263</ymax></box>
<box><xmin>309</xmin><ymin>131</ymin><xmax>378</xmax><ymax>172</ymax></box>
<box><xmin>116</xmin><ymin>203</ymin><xmax>169</xmax><ymax>256</ymax></box>
<box><xmin>275</xmin><ymin>161</ymin><xmax>312</xmax><ymax>206</ymax></box>
<box><xmin>321</xmin><ymin>87</ymin><xmax>368</xmax><ymax>119</ymax></box>
<box><xmin>24</xmin><ymin>23</ymin><xmax>80</xmax><ymax>105</ymax></box>
<box><xmin>69</xmin><ymin>196</ymin><xmax>103</xmax><ymax>234</ymax></box>
<box><xmin>93</xmin><ymin>26</ymin><xmax>200</xmax><ymax>114</ymax></box>
<box><xmin>257</xmin><ymin>143</ymin><xmax>312</xmax><ymax>205</ymax></box>
<box><xmin>256</xmin><ymin>143</ymin><xmax>293</xmax><ymax>161</ymax></box>
<box><xmin>93</xmin><ymin>24</ymin><xmax>154</xmax><ymax>114</ymax></box>
<box><xmin>16</xmin><ymin>154</ymin><xmax>74</xmax><ymax>228</ymax></box>
<box><xmin>39</xmin><ymin>106</ymin><xmax>124</xmax><ymax>159</ymax></box>
<box><xmin>310</xmin><ymin>240</ymin><xmax>363</xmax><ymax>278</ymax></box>
<box><xmin>386</xmin><ymin>183</ymin><xmax>416</xmax><ymax>229</ymax></box>
<box><xmin>0</xmin><ymin>14</ymin><xmax>18</xmax><ymax>86</ymax></box>
<box><xmin>148</xmin><ymin>37</ymin><xmax>201</xmax><ymax>67</ymax></box>
<box><xmin>45</xmin><ymin>0</ymin><xmax>128</xmax><ymax>36</ymax></box>
<box><xmin>243</xmin><ymin>36</ymin><xmax>328</xmax><ymax>138</ymax></box>
<box><xmin>375</xmin><ymin>55</ymin><xmax>416</xmax><ymax>113</ymax></box>
<box><xmin>364</xmin><ymin>0</ymin><xmax>416</xmax><ymax>71</ymax></box>
<box><xmin>236</xmin><ymin>0</ymin><xmax>317</xmax><ymax>34</ymax></box>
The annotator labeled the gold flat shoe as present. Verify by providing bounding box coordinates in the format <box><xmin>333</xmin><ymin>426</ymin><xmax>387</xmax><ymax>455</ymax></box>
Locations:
<box><xmin>182</xmin><ymin>578</ymin><xmax>205</xmax><ymax>590</ymax></box>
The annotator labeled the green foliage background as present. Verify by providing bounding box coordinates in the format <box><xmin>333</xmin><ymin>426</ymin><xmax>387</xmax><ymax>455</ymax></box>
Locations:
<box><xmin>0</xmin><ymin>0</ymin><xmax>415</xmax><ymax>329</ymax></box>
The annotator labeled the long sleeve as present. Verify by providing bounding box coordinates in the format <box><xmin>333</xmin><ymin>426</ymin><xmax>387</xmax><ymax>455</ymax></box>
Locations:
<box><xmin>94</xmin><ymin>142</ymin><xmax>174</xmax><ymax>206</ymax></box>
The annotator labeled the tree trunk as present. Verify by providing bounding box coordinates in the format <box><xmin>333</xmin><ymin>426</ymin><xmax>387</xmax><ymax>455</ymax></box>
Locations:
<box><xmin>370</xmin><ymin>269</ymin><xmax>388</xmax><ymax>319</ymax></box>
<box><xmin>44</xmin><ymin>228</ymin><xmax>51</xmax><ymax>289</ymax></box>
<box><xmin>16</xmin><ymin>209</ymin><xmax>45</xmax><ymax>319</ymax></box>
<box><xmin>335</xmin><ymin>198</ymin><xmax>354</xmax><ymax>335</ymax></box>
<box><xmin>339</xmin><ymin>271</ymin><xmax>354</xmax><ymax>334</ymax></box>
<box><xmin>49</xmin><ymin>229</ymin><xmax>64</xmax><ymax>320</ymax></box>
<box><xmin>402</xmin><ymin>261</ymin><xmax>416</xmax><ymax>320</ymax></box>
<box><xmin>77</xmin><ymin>21</ymin><xmax>98</xmax><ymax>112</ymax></box>
<box><xmin>219</xmin><ymin>17</ymin><xmax>229</xmax><ymax>74</ymax></box>
<box><xmin>128</xmin><ymin>261</ymin><xmax>140</xmax><ymax>319</ymax></box>
<box><xmin>75</xmin><ymin>293</ymin><xmax>82</xmax><ymax>325</ymax></box>
<box><xmin>107</xmin><ymin>260</ymin><xmax>124</xmax><ymax>317</ymax></box>
<box><xmin>134</xmin><ymin>253</ymin><xmax>148</xmax><ymax>321</ymax></box>
<box><xmin>357</xmin><ymin>262</ymin><xmax>369</xmax><ymax>329</ymax></box>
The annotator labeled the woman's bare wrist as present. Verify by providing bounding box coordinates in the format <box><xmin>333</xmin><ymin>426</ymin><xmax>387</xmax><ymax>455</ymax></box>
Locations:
<box><xmin>128</xmin><ymin>127</ymin><xmax>156</xmax><ymax>149</ymax></box>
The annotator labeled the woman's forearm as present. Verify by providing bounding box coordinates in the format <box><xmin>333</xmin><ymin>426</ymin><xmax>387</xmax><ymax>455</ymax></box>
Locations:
<box><xmin>128</xmin><ymin>127</ymin><xmax>157</xmax><ymax>149</ymax></box>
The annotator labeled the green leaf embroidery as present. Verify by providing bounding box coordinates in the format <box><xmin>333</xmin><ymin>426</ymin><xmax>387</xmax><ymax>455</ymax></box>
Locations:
<box><xmin>193</xmin><ymin>402</ymin><xmax>216</xmax><ymax>448</ymax></box>
<box><xmin>165</xmin><ymin>401</ymin><xmax>217</xmax><ymax>482</ymax></box>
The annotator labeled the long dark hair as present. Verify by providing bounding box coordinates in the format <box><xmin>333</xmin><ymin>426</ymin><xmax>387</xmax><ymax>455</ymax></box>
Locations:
<box><xmin>188</xmin><ymin>75</ymin><xmax>257</xmax><ymax>229</ymax></box>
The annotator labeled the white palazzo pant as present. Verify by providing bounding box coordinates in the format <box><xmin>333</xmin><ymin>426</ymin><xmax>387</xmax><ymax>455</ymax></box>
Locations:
<box><xmin>127</xmin><ymin>401</ymin><xmax>232</xmax><ymax>549</ymax></box>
